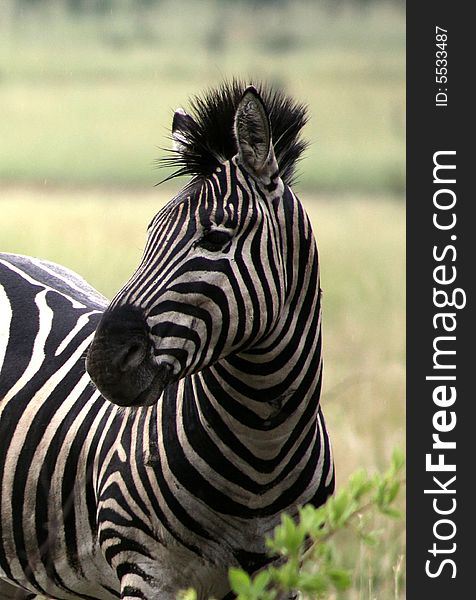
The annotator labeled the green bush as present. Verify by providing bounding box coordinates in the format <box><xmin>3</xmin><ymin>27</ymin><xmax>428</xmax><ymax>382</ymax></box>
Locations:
<box><xmin>180</xmin><ymin>448</ymin><xmax>405</xmax><ymax>600</ymax></box>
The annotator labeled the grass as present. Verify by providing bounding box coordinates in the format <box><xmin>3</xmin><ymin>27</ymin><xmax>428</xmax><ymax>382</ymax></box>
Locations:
<box><xmin>0</xmin><ymin>0</ymin><xmax>405</xmax><ymax>193</ymax></box>
<box><xmin>0</xmin><ymin>185</ymin><xmax>405</xmax><ymax>598</ymax></box>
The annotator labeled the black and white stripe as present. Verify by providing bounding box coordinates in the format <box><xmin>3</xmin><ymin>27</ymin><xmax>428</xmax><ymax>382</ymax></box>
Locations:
<box><xmin>0</xmin><ymin>82</ymin><xmax>334</xmax><ymax>600</ymax></box>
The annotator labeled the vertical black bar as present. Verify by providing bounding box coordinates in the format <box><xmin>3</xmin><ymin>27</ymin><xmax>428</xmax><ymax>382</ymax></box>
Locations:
<box><xmin>407</xmin><ymin>3</ymin><xmax>473</xmax><ymax>598</ymax></box>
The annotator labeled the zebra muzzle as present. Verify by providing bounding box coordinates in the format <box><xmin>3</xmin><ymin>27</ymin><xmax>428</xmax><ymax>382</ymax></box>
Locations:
<box><xmin>86</xmin><ymin>337</ymin><xmax>174</xmax><ymax>407</ymax></box>
<box><xmin>86</xmin><ymin>305</ymin><xmax>175</xmax><ymax>407</ymax></box>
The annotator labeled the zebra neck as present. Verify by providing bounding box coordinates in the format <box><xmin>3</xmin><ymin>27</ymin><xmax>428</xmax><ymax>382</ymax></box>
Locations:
<box><xmin>197</xmin><ymin>269</ymin><xmax>322</xmax><ymax>428</ymax></box>
<box><xmin>185</xmin><ymin>360</ymin><xmax>322</xmax><ymax>467</ymax></box>
<box><xmin>178</xmin><ymin>190</ymin><xmax>322</xmax><ymax>458</ymax></box>
<box><xmin>204</xmin><ymin>318</ymin><xmax>322</xmax><ymax>421</ymax></box>
<box><xmin>211</xmin><ymin>198</ymin><xmax>322</xmax><ymax>414</ymax></box>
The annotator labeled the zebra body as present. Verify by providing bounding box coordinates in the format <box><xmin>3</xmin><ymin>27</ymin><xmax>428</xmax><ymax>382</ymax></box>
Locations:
<box><xmin>0</xmin><ymin>83</ymin><xmax>334</xmax><ymax>600</ymax></box>
<box><xmin>0</xmin><ymin>254</ymin><xmax>115</xmax><ymax>599</ymax></box>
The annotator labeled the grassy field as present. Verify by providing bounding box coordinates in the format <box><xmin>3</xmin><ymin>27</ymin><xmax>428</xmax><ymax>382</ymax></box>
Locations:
<box><xmin>0</xmin><ymin>0</ymin><xmax>405</xmax><ymax>193</ymax></box>
<box><xmin>0</xmin><ymin>186</ymin><xmax>405</xmax><ymax>598</ymax></box>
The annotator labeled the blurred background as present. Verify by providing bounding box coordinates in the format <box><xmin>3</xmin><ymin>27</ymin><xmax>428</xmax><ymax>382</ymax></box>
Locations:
<box><xmin>0</xmin><ymin>0</ymin><xmax>405</xmax><ymax>597</ymax></box>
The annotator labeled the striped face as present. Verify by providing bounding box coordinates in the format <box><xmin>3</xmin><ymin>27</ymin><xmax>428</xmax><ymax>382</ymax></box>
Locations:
<box><xmin>87</xmin><ymin>87</ymin><xmax>291</xmax><ymax>407</ymax></box>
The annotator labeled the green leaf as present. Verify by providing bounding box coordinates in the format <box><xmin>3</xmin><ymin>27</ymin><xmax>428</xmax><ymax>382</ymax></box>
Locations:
<box><xmin>348</xmin><ymin>468</ymin><xmax>374</xmax><ymax>501</ymax></box>
<box><xmin>333</xmin><ymin>490</ymin><xmax>350</xmax><ymax>518</ymax></box>
<box><xmin>391</xmin><ymin>447</ymin><xmax>405</xmax><ymax>473</ymax></box>
<box><xmin>276</xmin><ymin>513</ymin><xmax>305</xmax><ymax>556</ymax></box>
<box><xmin>375</xmin><ymin>478</ymin><xmax>386</xmax><ymax>507</ymax></box>
<box><xmin>299</xmin><ymin>504</ymin><xmax>326</xmax><ymax>535</ymax></box>
<box><xmin>386</xmin><ymin>480</ymin><xmax>401</xmax><ymax>504</ymax></box>
<box><xmin>229</xmin><ymin>568</ymin><xmax>252</xmax><ymax>596</ymax></box>
<box><xmin>380</xmin><ymin>506</ymin><xmax>402</xmax><ymax>519</ymax></box>
<box><xmin>328</xmin><ymin>568</ymin><xmax>352</xmax><ymax>590</ymax></box>
<box><xmin>252</xmin><ymin>571</ymin><xmax>271</xmax><ymax>595</ymax></box>
<box><xmin>297</xmin><ymin>571</ymin><xmax>329</xmax><ymax>594</ymax></box>
<box><xmin>270</xmin><ymin>560</ymin><xmax>300</xmax><ymax>589</ymax></box>
<box><xmin>326</xmin><ymin>491</ymin><xmax>355</xmax><ymax>528</ymax></box>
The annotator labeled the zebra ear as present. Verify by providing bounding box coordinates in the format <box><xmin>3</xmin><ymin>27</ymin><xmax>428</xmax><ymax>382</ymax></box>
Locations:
<box><xmin>172</xmin><ymin>108</ymin><xmax>196</xmax><ymax>152</ymax></box>
<box><xmin>234</xmin><ymin>86</ymin><xmax>279</xmax><ymax>180</ymax></box>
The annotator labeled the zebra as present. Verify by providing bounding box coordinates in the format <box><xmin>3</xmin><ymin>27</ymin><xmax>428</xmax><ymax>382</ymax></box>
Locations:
<box><xmin>0</xmin><ymin>81</ymin><xmax>335</xmax><ymax>600</ymax></box>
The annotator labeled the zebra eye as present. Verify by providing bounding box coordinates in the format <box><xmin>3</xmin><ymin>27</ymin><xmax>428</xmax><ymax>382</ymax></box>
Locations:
<box><xmin>196</xmin><ymin>229</ymin><xmax>232</xmax><ymax>252</ymax></box>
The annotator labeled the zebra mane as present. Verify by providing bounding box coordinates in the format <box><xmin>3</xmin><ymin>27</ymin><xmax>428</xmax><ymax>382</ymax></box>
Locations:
<box><xmin>159</xmin><ymin>80</ymin><xmax>309</xmax><ymax>186</ymax></box>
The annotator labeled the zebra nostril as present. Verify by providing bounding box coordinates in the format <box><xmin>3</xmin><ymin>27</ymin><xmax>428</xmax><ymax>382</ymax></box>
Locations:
<box><xmin>115</xmin><ymin>340</ymin><xmax>148</xmax><ymax>373</ymax></box>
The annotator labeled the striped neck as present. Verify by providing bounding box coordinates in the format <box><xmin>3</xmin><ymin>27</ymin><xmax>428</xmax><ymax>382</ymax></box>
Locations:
<box><xmin>190</xmin><ymin>188</ymin><xmax>322</xmax><ymax>448</ymax></box>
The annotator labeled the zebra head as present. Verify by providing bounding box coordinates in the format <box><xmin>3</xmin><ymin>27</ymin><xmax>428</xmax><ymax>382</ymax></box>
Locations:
<box><xmin>86</xmin><ymin>82</ymin><xmax>310</xmax><ymax>407</ymax></box>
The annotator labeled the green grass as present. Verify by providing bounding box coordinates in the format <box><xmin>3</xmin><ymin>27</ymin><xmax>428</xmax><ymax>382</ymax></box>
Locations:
<box><xmin>0</xmin><ymin>0</ymin><xmax>405</xmax><ymax>193</ymax></box>
<box><xmin>0</xmin><ymin>185</ymin><xmax>405</xmax><ymax>598</ymax></box>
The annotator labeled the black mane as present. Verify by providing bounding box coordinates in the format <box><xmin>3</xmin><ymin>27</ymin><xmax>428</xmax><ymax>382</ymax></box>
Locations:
<box><xmin>159</xmin><ymin>80</ymin><xmax>309</xmax><ymax>186</ymax></box>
